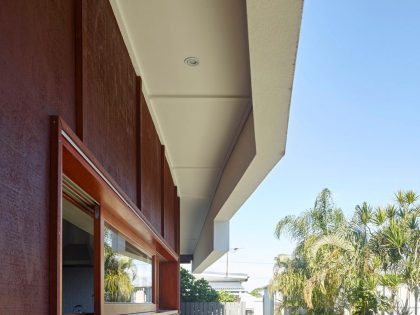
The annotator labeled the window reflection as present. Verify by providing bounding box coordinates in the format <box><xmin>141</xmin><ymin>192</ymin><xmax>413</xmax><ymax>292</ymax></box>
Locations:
<box><xmin>62</xmin><ymin>198</ymin><xmax>94</xmax><ymax>315</ymax></box>
<box><xmin>104</xmin><ymin>225</ymin><xmax>152</xmax><ymax>303</ymax></box>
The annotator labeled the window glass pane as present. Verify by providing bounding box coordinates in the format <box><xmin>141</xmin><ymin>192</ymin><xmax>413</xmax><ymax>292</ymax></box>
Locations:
<box><xmin>62</xmin><ymin>198</ymin><xmax>94</xmax><ymax>314</ymax></box>
<box><xmin>104</xmin><ymin>225</ymin><xmax>153</xmax><ymax>303</ymax></box>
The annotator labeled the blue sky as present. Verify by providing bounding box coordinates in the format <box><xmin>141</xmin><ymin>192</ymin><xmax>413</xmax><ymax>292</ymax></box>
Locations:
<box><xmin>206</xmin><ymin>0</ymin><xmax>420</xmax><ymax>290</ymax></box>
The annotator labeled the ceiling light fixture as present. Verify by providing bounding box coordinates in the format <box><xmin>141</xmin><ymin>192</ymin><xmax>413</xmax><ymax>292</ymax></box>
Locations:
<box><xmin>184</xmin><ymin>56</ymin><xmax>200</xmax><ymax>67</ymax></box>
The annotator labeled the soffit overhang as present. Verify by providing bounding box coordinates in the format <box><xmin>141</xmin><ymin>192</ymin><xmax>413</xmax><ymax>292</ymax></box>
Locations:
<box><xmin>110</xmin><ymin>0</ymin><xmax>303</xmax><ymax>272</ymax></box>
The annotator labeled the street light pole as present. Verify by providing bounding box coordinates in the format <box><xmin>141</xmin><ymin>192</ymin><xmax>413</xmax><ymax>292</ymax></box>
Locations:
<box><xmin>225</xmin><ymin>247</ymin><xmax>239</xmax><ymax>278</ymax></box>
<box><xmin>226</xmin><ymin>251</ymin><xmax>229</xmax><ymax>277</ymax></box>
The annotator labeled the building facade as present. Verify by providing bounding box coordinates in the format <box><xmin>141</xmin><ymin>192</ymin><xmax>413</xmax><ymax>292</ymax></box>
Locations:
<box><xmin>0</xmin><ymin>0</ymin><xmax>303</xmax><ymax>314</ymax></box>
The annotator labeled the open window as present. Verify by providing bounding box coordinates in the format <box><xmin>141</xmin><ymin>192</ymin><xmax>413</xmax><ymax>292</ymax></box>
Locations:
<box><xmin>50</xmin><ymin>116</ymin><xmax>179</xmax><ymax>315</ymax></box>
<box><xmin>103</xmin><ymin>224</ymin><xmax>155</xmax><ymax>314</ymax></box>
<box><xmin>104</xmin><ymin>225</ymin><xmax>153</xmax><ymax>304</ymax></box>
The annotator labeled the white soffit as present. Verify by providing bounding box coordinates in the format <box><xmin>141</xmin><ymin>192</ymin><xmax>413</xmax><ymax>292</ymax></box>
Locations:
<box><xmin>151</xmin><ymin>98</ymin><xmax>251</xmax><ymax>168</ymax></box>
<box><xmin>111</xmin><ymin>0</ymin><xmax>251</xmax><ymax>96</ymax></box>
<box><xmin>110</xmin><ymin>0</ymin><xmax>303</xmax><ymax>270</ymax></box>
<box><xmin>110</xmin><ymin>0</ymin><xmax>253</xmax><ymax>257</ymax></box>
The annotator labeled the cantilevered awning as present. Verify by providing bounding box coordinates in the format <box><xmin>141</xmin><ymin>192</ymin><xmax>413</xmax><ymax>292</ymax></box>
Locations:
<box><xmin>110</xmin><ymin>0</ymin><xmax>303</xmax><ymax>272</ymax></box>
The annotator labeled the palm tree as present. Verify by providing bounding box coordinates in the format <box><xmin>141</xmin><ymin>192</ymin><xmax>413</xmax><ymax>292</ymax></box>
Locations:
<box><xmin>310</xmin><ymin>201</ymin><xmax>402</xmax><ymax>314</ymax></box>
<box><xmin>269</xmin><ymin>254</ymin><xmax>306</xmax><ymax>314</ymax></box>
<box><xmin>104</xmin><ymin>228</ymin><xmax>138</xmax><ymax>302</ymax></box>
<box><xmin>373</xmin><ymin>191</ymin><xmax>420</xmax><ymax>314</ymax></box>
<box><xmin>271</xmin><ymin>189</ymin><xmax>420</xmax><ymax>314</ymax></box>
<box><xmin>271</xmin><ymin>189</ymin><xmax>349</xmax><ymax>313</ymax></box>
<box><xmin>312</xmin><ymin>191</ymin><xmax>420</xmax><ymax>314</ymax></box>
<box><xmin>275</xmin><ymin>189</ymin><xmax>345</xmax><ymax>243</ymax></box>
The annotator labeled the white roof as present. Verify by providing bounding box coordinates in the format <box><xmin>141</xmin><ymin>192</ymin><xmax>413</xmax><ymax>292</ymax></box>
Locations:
<box><xmin>194</xmin><ymin>272</ymin><xmax>249</xmax><ymax>283</ymax></box>
<box><xmin>209</xmin><ymin>282</ymin><xmax>246</xmax><ymax>292</ymax></box>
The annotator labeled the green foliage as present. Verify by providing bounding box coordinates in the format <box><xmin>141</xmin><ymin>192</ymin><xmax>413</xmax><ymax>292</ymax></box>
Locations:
<box><xmin>104</xmin><ymin>242</ymin><xmax>137</xmax><ymax>302</ymax></box>
<box><xmin>270</xmin><ymin>189</ymin><xmax>420</xmax><ymax>315</ymax></box>
<box><xmin>180</xmin><ymin>268</ymin><xmax>240</xmax><ymax>303</ymax></box>
<box><xmin>180</xmin><ymin>268</ymin><xmax>218</xmax><ymax>302</ymax></box>
<box><xmin>249</xmin><ymin>288</ymin><xmax>263</xmax><ymax>298</ymax></box>
<box><xmin>271</xmin><ymin>189</ymin><xmax>349</xmax><ymax>314</ymax></box>
<box><xmin>217</xmin><ymin>290</ymin><xmax>239</xmax><ymax>302</ymax></box>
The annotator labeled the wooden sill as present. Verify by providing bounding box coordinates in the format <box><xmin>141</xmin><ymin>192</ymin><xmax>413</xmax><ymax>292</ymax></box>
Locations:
<box><xmin>156</xmin><ymin>310</ymin><xmax>179</xmax><ymax>315</ymax></box>
<box><xmin>103</xmin><ymin>302</ymin><xmax>156</xmax><ymax>315</ymax></box>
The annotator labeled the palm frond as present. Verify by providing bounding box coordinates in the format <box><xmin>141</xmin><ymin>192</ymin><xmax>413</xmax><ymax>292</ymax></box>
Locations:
<box><xmin>309</xmin><ymin>234</ymin><xmax>355</xmax><ymax>259</ymax></box>
<box><xmin>274</xmin><ymin>215</ymin><xmax>296</xmax><ymax>239</ymax></box>
<box><xmin>404</xmin><ymin>190</ymin><xmax>418</xmax><ymax>205</ymax></box>
<box><xmin>372</xmin><ymin>206</ymin><xmax>387</xmax><ymax>226</ymax></box>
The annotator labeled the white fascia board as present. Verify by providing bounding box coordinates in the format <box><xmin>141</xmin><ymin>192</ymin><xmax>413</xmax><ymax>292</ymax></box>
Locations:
<box><xmin>192</xmin><ymin>0</ymin><xmax>304</xmax><ymax>273</ymax></box>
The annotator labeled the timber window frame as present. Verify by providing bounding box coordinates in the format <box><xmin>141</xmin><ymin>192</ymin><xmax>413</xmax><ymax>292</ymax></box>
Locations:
<box><xmin>50</xmin><ymin>116</ymin><xmax>178</xmax><ymax>315</ymax></box>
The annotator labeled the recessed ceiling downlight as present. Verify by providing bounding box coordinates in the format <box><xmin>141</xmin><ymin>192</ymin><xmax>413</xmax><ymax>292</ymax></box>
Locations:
<box><xmin>184</xmin><ymin>57</ymin><xmax>200</xmax><ymax>67</ymax></box>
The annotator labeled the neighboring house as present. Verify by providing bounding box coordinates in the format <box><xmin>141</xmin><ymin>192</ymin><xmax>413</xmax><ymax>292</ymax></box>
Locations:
<box><xmin>241</xmin><ymin>287</ymin><xmax>275</xmax><ymax>315</ymax></box>
<box><xmin>194</xmin><ymin>273</ymin><xmax>249</xmax><ymax>295</ymax></box>
<box><xmin>193</xmin><ymin>273</ymin><xmax>275</xmax><ymax>315</ymax></box>
<box><xmin>379</xmin><ymin>285</ymin><xmax>419</xmax><ymax>314</ymax></box>
<box><xmin>0</xmin><ymin>1</ymin><xmax>302</xmax><ymax>314</ymax></box>
<box><xmin>193</xmin><ymin>272</ymin><xmax>262</xmax><ymax>315</ymax></box>
<box><xmin>241</xmin><ymin>293</ymin><xmax>264</xmax><ymax>315</ymax></box>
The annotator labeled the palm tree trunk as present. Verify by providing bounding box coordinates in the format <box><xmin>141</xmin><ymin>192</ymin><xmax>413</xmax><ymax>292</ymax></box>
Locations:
<box><xmin>406</xmin><ymin>288</ymin><xmax>411</xmax><ymax>315</ymax></box>
<box><xmin>381</xmin><ymin>285</ymin><xmax>385</xmax><ymax>315</ymax></box>
<box><xmin>414</xmin><ymin>286</ymin><xmax>419</xmax><ymax>315</ymax></box>
<box><xmin>391</xmin><ymin>291</ymin><xmax>396</xmax><ymax>315</ymax></box>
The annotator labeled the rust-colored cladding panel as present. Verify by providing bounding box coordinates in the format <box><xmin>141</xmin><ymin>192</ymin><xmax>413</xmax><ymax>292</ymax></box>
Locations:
<box><xmin>140</xmin><ymin>93</ymin><xmax>163</xmax><ymax>233</ymax></box>
<box><xmin>0</xmin><ymin>0</ymin><xmax>181</xmax><ymax>313</ymax></box>
<box><xmin>159</xmin><ymin>261</ymin><xmax>180</xmax><ymax>310</ymax></box>
<box><xmin>80</xmin><ymin>0</ymin><xmax>138</xmax><ymax>203</ymax></box>
<box><xmin>163</xmin><ymin>157</ymin><xmax>176</xmax><ymax>250</ymax></box>
<box><xmin>0</xmin><ymin>1</ymin><xmax>76</xmax><ymax>314</ymax></box>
